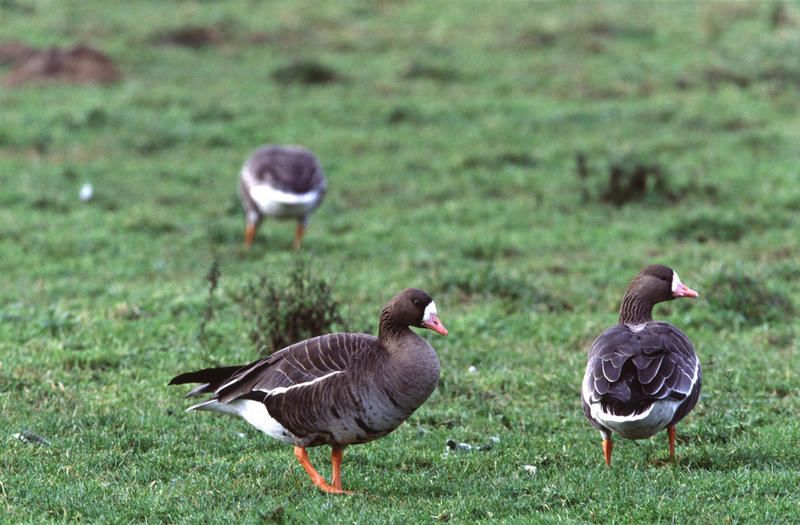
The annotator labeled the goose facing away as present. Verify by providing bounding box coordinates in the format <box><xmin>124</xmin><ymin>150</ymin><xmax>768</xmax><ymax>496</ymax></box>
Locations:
<box><xmin>169</xmin><ymin>288</ymin><xmax>448</xmax><ymax>494</ymax></box>
<box><xmin>238</xmin><ymin>144</ymin><xmax>327</xmax><ymax>250</ymax></box>
<box><xmin>581</xmin><ymin>264</ymin><xmax>700</xmax><ymax>466</ymax></box>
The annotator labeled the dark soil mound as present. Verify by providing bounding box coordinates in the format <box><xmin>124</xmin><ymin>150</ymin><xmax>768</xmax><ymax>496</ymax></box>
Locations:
<box><xmin>0</xmin><ymin>41</ymin><xmax>37</xmax><ymax>66</ymax></box>
<box><xmin>3</xmin><ymin>44</ymin><xmax>121</xmax><ymax>87</ymax></box>
<box><xmin>152</xmin><ymin>26</ymin><xmax>225</xmax><ymax>48</ymax></box>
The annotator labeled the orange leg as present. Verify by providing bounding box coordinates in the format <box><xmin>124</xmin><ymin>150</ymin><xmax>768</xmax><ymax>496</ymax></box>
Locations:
<box><xmin>293</xmin><ymin>446</ymin><xmax>348</xmax><ymax>494</ymax></box>
<box><xmin>667</xmin><ymin>425</ymin><xmax>677</xmax><ymax>459</ymax></box>
<box><xmin>293</xmin><ymin>223</ymin><xmax>306</xmax><ymax>250</ymax></box>
<box><xmin>330</xmin><ymin>446</ymin><xmax>352</xmax><ymax>493</ymax></box>
<box><xmin>602</xmin><ymin>437</ymin><xmax>614</xmax><ymax>466</ymax></box>
<box><xmin>244</xmin><ymin>223</ymin><xmax>257</xmax><ymax>248</ymax></box>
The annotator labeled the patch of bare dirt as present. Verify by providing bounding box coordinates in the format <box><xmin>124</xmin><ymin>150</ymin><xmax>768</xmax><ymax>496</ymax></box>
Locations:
<box><xmin>2</xmin><ymin>44</ymin><xmax>121</xmax><ymax>87</ymax></box>
<box><xmin>152</xmin><ymin>26</ymin><xmax>225</xmax><ymax>48</ymax></box>
<box><xmin>271</xmin><ymin>59</ymin><xmax>342</xmax><ymax>85</ymax></box>
<box><xmin>0</xmin><ymin>41</ymin><xmax>37</xmax><ymax>66</ymax></box>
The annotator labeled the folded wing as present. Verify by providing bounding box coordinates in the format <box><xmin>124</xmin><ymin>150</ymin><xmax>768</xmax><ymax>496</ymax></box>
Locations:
<box><xmin>583</xmin><ymin>322</ymin><xmax>700</xmax><ymax>420</ymax></box>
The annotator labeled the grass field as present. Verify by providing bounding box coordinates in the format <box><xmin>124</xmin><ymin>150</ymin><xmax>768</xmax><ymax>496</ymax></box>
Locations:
<box><xmin>2</xmin><ymin>1</ymin><xmax>800</xmax><ymax>522</ymax></box>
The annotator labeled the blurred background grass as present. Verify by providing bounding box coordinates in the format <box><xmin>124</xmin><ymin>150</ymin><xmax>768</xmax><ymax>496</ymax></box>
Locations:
<box><xmin>1</xmin><ymin>1</ymin><xmax>799</xmax><ymax>522</ymax></box>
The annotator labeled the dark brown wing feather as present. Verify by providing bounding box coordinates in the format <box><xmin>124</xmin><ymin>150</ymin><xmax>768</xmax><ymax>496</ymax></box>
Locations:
<box><xmin>264</xmin><ymin>362</ymin><xmax>396</xmax><ymax>446</ymax></box>
<box><xmin>170</xmin><ymin>333</ymin><xmax>389</xmax><ymax>447</ymax></box>
<box><xmin>174</xmin><ymin>333</ymin><xmax>366</xmax><ymax>403</ymax></box>
<box><xmin>227</xmin><ymin>333</ymin><xmax>362</xmax><ymax>400</ymax></box>
<box><xmin>584</xmin><ymin>321</ymin><xmax>701</xmax><ymax>423</ymax></box>
<box><xmin>169</xmin><ymin>365</ymin><xmax>243</xmax><ymax>387</ymax></box>
<box><xmin>170</xmin><ymin>333</ymin><xmax>374</xmax><ymax>395</ymax></box>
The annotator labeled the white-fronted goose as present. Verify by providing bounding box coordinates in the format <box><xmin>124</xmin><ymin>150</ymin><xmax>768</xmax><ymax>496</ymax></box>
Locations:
<box><xmin>238</xmin><ymin>144</ymin><xmax>327</xmax><ymax>249</ymax></box>
<box><xmin>581</xmin><ymin>264</ymin><xmax>700</xmax><ymax>465</ymax></box>
<box><xmin>170</xmin><ymin>288</ymin><xmax>448</xmax><ymax>494</ymax></box>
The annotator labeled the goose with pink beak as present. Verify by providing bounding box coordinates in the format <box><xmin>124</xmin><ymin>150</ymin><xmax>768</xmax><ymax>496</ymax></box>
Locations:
<box><xmin>581</xmin><ymin>264</ymin><xmax>700</xmax><ymax>466</ymax></box>
<box><xmin>171</xmin><ymin>288</ymin><xmax>447</xmax><ymax>494</ymax></box>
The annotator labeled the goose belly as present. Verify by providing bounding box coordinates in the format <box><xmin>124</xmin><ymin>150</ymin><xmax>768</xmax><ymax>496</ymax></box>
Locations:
<box><xmin>248</xmin><ymin>185</ymin><xmax>322</xmax><ymax>218</ymax></box>
<box><xmin>303</xmin><ymin>403</ymin><xmax>413</xmax><ymax>448</ymax></box>
<box><xmin>316</xmin><ymin>372</ymin><xmax>441</xmax><ymax>445</ymax></box>
<box><xmin>590</xmin><ymin>399</ymin><xmax>681</xmax><ymax>440</ymax></box>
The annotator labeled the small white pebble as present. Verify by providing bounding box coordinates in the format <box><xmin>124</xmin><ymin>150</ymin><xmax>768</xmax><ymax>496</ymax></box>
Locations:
<box><xmin>468</xmin><ymin>365</ymin><xmax>477</xmax><ymax>373</ymax></box>
<box><xmin>79</xmin><ymin>183</ymin><xmax>93</xmax><ymax>202</ymax></box>
<box><xmin>13</xmin><ymin>430</ymin><xmax>51</xmax><ymax>445</ymax></box>
<box><xmin>489</xmin><ymin>436</ymin><xmax>500</xmax><ymax>443</ymax></box>
<box><xmin>524</xmin><ymin>465</ymin><xmax>537</xmax><ymax>475</ymax></box>
<box><xmin>237</xmin><ymin>432</ymin><xmax>246</xmax><ymax>439</ymax></box>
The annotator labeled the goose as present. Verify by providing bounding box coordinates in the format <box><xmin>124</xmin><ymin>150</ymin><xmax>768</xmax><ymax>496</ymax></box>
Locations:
<box><xmin>581</xmin><ymin>264</ymin><xmax>700</xmax><ymax>465</ymax></box>
<box><xmin>238</xmin><ymin>144</ymin><xmax>327</xmax><ymax>249</ymax></box>
<box><xmin>169</xmin><ymin>288</ymin><xmax>448</xmax><ymax>494</ymax></box>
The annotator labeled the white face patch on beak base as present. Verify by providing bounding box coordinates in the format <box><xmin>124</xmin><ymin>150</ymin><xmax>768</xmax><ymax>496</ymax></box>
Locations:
<box><xmin>671</xmin><ymin>271</ymin><xmax>680</xmax><ymax>293</ymax></box>
<box><xmin>421</xmin><ymin>300</ymin><xmax>448</xmax><ymax>335</ymax></box>
<box><xmin>422</xmin><ymin>301</ymin><xmax>437</xmax><ymax>324</ymax></box>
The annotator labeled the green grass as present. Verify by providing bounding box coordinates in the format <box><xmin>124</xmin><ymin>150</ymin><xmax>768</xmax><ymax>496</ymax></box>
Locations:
<box><xmin>2</xmin><ymin>0</ymin><xmax>800</xmax><ymax>522</ymax></box>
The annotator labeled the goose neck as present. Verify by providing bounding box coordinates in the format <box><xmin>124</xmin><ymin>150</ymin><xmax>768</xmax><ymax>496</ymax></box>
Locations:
<box><xmin>618</xmin><ymin>291</ymin><xmax>654</xmax><ymax>325</ymax></box>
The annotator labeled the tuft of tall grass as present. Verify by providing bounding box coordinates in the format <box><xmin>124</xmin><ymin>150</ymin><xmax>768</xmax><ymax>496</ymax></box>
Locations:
<box><xmin>231</xmin><ymin>258</ymin><xmax>349</xmax><ymax>355</ymax></box>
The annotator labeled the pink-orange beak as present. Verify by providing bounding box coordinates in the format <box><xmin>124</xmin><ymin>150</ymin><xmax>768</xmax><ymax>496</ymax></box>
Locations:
<box><xmin>423</xmin><ymin>314</ymin><xmax>448</xmax><ymax>336</ymax></box>
<box><xmin>673</xmin><ymin>282</ymin><xmax>699</xmax><ymax>298</ymax></box>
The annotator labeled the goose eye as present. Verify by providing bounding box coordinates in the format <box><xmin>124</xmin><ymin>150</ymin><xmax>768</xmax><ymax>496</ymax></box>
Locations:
<box><xmin>412</xmin><ymin>299</ymin><xmax>421</xmax><ymax>306</ymax></box>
